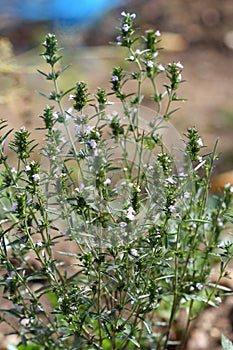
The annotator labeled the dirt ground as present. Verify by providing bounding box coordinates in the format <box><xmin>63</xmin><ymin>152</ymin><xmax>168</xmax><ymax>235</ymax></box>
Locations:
<box><xmin>1</xmin><ymin>0</ymin><xmax>233</xmax><ymax>349</ymax></box>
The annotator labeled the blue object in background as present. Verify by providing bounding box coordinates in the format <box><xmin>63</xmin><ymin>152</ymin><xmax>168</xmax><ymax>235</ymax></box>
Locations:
<box><xmin>0</xmin><ymin>0</ymin><xmax>123</xmax><ymax>26</ymax></box>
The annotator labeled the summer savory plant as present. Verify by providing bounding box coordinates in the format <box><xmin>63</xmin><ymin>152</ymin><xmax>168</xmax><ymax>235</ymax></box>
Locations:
<box><xmin>0</xmin><ymin>11</ymin><xmax>232</xmax><ymax>350</ymax></box>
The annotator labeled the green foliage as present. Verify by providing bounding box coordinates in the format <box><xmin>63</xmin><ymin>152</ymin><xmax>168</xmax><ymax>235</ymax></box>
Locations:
<box><xmin>0</xmin><ymin>11</ymin><xmax>232</xmax><ymax>350</ymax></box>
<box><xmin>222</xmin><ymin>334</ymin><xmax>233</xmax><ymax>350</ymax></box>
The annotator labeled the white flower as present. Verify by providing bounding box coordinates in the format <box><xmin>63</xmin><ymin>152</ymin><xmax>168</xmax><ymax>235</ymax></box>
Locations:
<box><xmin>122</xmin><ymin>23</ymin><xmax>130</xmax><ymax>32</ymax></box>
<box><xmin>84</xmin><ymin>125</ymin><xmax>94</xmax><ymax>135</ymax></box>
<box><xmin>146</xmin><ymin>60</ymin><xmax>154</xmax><ymax>68</ymax></box>
<box><xmin>168</xmin><ymin>205</ymin><xmax>175</xmax><ymax>213</ymax></box>
<box><xmin>32</xmin><ymin>173</ymin><xmax>40</xmax><ymax>181</ymax></box>
<box><xmin>177</xmin><ymin>73</ymin><xmax>182</xmax><ymax>82</ymax></box>
<box><xmin>74</xmin><ymin>183</ymin><xmax>84</xmax><ymax>193</ymax></box>
<box><xmin>111</xmin><ymin>75</ymin><xmax>119</xmax><ymax>82</ymax></box>
<box><xmin>104</xmin><ymin>178</ymin><xmax>111</xmax><ymax>185</ymax></box>
<box><xmin>166</xmin><ymin>177</ymin><xmax>176</xmax><ymax>185</ymax></box>
<box><xmin>155</xmin><ymin>30</ymin><xmax>161</xmax><ymax>36</ymax></box>
<box><xmin>126</xmin><ymin>206</ymin><xmax>136</xmax><ymax>221</ymax></box>
<box><xmin>25</xmin><ymin>165</ymin><xmax>31</xmax><ymax>172</ymax></box>
<box><xmin>11</xmin><ymin>167</ymin><xmax>17</xmax><ymax>174</ymax></box>
<box><xmin>129</xmin><ymin>55</ymin><xmax>134</xmax><ymax>61</ymax></box>
<box><xmin>224</xmin><ymin>183</ymin><xmax>233</xmax><ymax>192</ymax></box>
<box><xmin>121</xmin><ymin>11</ymin><xmax>136</xmax><ymax>19</ymax></box>
<box><xmin>217</xmin><ymin>218</ymin><xmax>224</xmax><ymax>227</ymax></box>
<box><xmin>68</xmin><ymin>94</ymin><xmax>74</xmax><ymax>101</ymax></box>
<box><xmin>120</xmin><ymin>221</ymin><xmax>127</xmax><ymax>228</ymax></box>
<box><xmin>196</xmin><ymin>282</ymin><xmax>203</xmax><ymax>291</ymax></box>
<box><xmin>36</xmin><ymin>240</ymin><xmax>43</xmax><ymax>247</ymax></box>
<box><xmin>131</xmin><ymin>249</ymin><xmax>138</xmax><ymax>257</ymax></box>
<box><xmin>215</xmin><ymin>296</ymin><xmax>222</xmax><ymax>305</ymax></box>
<box><xmin>176</xmin><ymin>61</ymin><xmax>183</xmax><ymax>69</ymax></box>
<box><xmin>158</xmin><ymin>64</ymin><xmax>165</xmax><ymax>71</ymax></box>
<box><xmin>52</xmin><ymin>111</ymin><xmax>59</xmax><ymax>119</ymax></box>
<box><xmin>11</xmin><ymin>203</ymin><xmax>18</xmax><ymax>212</ymax></box>
<box><xmin>89</xmin><ymin>139</ymin><xmax>97</xmax><ymax>149</ymax></box>
<box><xmin>135</xmin><ymin>49</ymin><xmax>142</xmax><ymax>55</ymax></box>
<box><xmin>197</xmin><ymin>138</ymin><xmax>203</xmax><ymax>147</ymax></box>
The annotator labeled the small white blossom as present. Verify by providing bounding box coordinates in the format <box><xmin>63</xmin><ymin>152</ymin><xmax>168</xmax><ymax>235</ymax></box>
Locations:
<box><xmin>176</xmin><ymin>61</ymin><xmax>184</xmax><ymax>69</ymax></box>
<box><xmin>58</xmin><ymin>297</ymin><xmax>63</xmax><ymax>303</ymax></box>
<box><xmin>84</xmin><ymin>125</ymin><xmax>94</xmax><ymax>135</ymax></box>
<box><xmin>215</xmin><ymin>296</ymin><xmax>222</xmax><ymax>305</ymax></box>
<box><xmin>158</xmin><ymin>64</ymin><xmax>165</xmax><ymax>71</ymax></box>
<box><xmin>217</xmin><ymin>218</ymin><xmax>224</xmax><ymax>228</ymax></box>
<box><xmin>155</xmin><ymin>30</ymin><xmax>161</xmax><ymax>36</ymax></box>
<box><xmin>168</xmin><ymin>205</ymin><xmax>175</xmax><ymax>213</ymax></box>
<box><xmin>32</xmin><ymin>173</ymin><xmax>40</xmax><ymax>181</ymax></box>
<box><xmin>177</xmin><ymin>73</ymin><xmax>182</xmax><ymax>82</ymax></box>
<box><xmin>74</xmin><ymin>183</ymin><xmax>84</xmax><ymax>193</ymax></box>
<box><xmin>68</xmin><ymin>94</ymin><xmax>74</xmax><ymax>101</ymax></box>
<box><xmin>146</xmin><ymin>60</ymin><xmax>154</xmax><ymax>68</ymax></box>
<box><xmin>36</xmin><ymin>240</ymin><xmax>43</xmax><ymax>247</ymax></box>
<box><xmin>122</xmin><ymin>23</ymin><xmax>130</xmax><ymax>32</ymax></box>
<box><xmin>196</xmin><ymin>282</ymin><xmax>203</xmax><ymax>291</ymax></box>
<box><xmin>166</xmin><ymin>177</ymin><xmax>176</xmax><ymax>185</ymax></box>
<box><xmin>25</xmin><ymin>165</ymin><xmax>31</xmax><ymax>172</ymax></box>
<box><xmin>11</xmin><ymin>167</ymin><xmax>17</xmax><ymax>174</ymax></box>
<box><xmin>111</xmin><ymin>75</ymin><xmax>119</xmax><ymax>82</ymax></box>
<box><xmin>121</xmin><ymin>11</ymin><xmax>136</xmax><ymax>19</ymax></box>
<box><xmin>52</xmin><ymin>111</ymin><xmax>59</xmax><ymax>119</ymax></box>
<box><xmin>7</xmin><ymin>271</ymin><xmax>16</xmax><ymax>281</ymax></box>
<box><xmin>131</xmin><ymin>249</ymin><xmax>138</xmax><ymax>257</ymax></box>
<box><xmin>104</xmin><ymin>178</ymin><xmax>111</xmax><ymax>185</ymax></box>
<box><xmin>20</xmin><ymin>244</ymin><xmax>25</xmax><ymax>250</ymax></box>
<box><xmin>89</xmin><ymin>139</ymin><xmax>97</xmax><ymax>149</ymax></box>
<box><xmin>135</xmin><ymin>49</ymin><xmax>142</xmax><ymax>55</ymax></box>
<box><xmin>70</xmin><ymin>305</ymin><xmax>77</xmax><ymax>311</ymax></box>
<box><xmin>224</xmin><ymin>183</ymin><xmax>233</xmax><ymax>193</ymax></box>
<box><xmin>126</xmin><ymin>206</ymin><xmax>136</xmax><ymax>221</ymax></box>
<box><xmin>197</xmin><ymin>138</ymin><xmax>203</xmax><ymax>147</ymax></box>
<box><xmin>11</xmin><ymin>203</ymin><xmax>18</xmax><ymax>212</ymax></box>
<box><xmin>120</xmin><ymin>221</ymin><xmax>127</xmax><ymax>228</ymax></box>
<box><xmin>129</xmin><ymin>55</ymin><xmax>134</xmax><ymax>61</ymax></box>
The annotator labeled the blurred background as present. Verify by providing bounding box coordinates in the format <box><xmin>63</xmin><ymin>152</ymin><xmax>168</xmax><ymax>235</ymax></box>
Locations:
<box><xmin>0</xmin><ymin>0</ymin><xmax>233</xmax><ymax>177</ymax></box>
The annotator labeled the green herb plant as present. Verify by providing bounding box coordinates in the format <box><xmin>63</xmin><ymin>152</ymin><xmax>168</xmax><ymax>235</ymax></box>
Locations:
<box><xmin>0</xmin><ymin>11</ymin><xmax>232</xmax><ymax>350</ymax></box>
